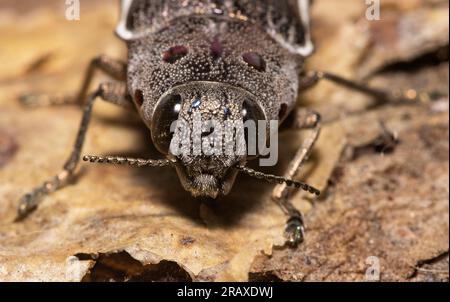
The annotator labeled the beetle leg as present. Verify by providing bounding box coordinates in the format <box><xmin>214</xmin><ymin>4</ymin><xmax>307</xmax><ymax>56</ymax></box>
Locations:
<box><xmin>299</xmin><ymin>71</ymin><xmax>432</xmax><ymax>107</ymax></box>
<box><xmin>20</xmin><ymin>55</ymin><xmax>127</xmax><ymax>107</ymax></box>
<box><xmin>16</xmin><ymin>82</ymin><xmax>131</xmax><ymax>221</ymax></box>
<box><xmin>272</xmin><ymin>110</ymin><xmax>321</xmax><ymax>247</ymax></box>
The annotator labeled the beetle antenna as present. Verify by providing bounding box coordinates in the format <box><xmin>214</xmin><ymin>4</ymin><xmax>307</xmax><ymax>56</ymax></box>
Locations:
<box><xmin>235</xmin><ymin>165</ymin><xmax>320</xmax><ymax>196</ymax></box>
<box><xmin>82</xmin><ymin>155</ymin><xmax>172</xmax><ymax>167</ymax></box>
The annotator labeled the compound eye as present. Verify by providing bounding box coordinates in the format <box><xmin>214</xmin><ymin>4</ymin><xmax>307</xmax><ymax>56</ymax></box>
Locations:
<box><xmin>242</xmin><ymin>100</ymin><xmax>266</xmax><ymax>159</ymax></box>
<box><xmin>151</xmin><ymin>94</ymin><xmax>182</xmax><ymax>154</ymax></box>
<box><xmin>242</xmin><ymin>99</ymin><xmax>265</xmax><ymax>123</ymax></box>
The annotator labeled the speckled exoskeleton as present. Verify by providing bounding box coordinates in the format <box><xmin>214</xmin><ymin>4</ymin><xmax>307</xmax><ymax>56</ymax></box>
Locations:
<box><xmin>18</xmin><ymin>0</ymin><xmax>420</xmax><ymax>246</ymax></box>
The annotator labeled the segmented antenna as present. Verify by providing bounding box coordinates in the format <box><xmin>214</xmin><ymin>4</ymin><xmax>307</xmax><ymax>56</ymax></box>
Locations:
<box><xmin>82</xmin><ymin>155</ymin><xmax>172</xmax><ymax>167</ymax></box>
<box><xmin>235</xmin><ymin>165</ymin><xmax>320</xmax><ymax>196</ymax></box>
<box><xmin>83</xmin><ymin>156</ymin><xmax>320</xmax><ymax>195</ymax></box>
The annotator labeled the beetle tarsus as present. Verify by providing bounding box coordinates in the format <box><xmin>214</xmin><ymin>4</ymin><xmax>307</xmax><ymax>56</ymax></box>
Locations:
<box><xmin>19</xmin><ymin>93</ymin><xmax>74</xmax><ymax>107</ymax></box>
<box><xmin>284</xmin><ymin>215</ymin><xmax>306</xmax><ymax>247</ymax></box>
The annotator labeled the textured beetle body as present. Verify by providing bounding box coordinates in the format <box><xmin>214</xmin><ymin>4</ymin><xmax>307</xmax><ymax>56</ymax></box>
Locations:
<box><xmin>20</xmin><ymin>0</ymin><xmax>409</xmax><ymax>244</ymax></box>
<box><xmin>117</xmin><ymin>0</ymin><xmax>314</xmax><ymax>198</ymax></box>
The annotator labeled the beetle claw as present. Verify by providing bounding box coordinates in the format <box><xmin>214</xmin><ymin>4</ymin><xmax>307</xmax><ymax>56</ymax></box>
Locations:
<box><xmin>284</xmin><ymin>216</ymin><xmax>305</xmax><ymax>247</ymax></box>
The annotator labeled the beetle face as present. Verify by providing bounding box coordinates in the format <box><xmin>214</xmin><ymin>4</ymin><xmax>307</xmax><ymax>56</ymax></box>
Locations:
<box><xmin>146</xmin><ymin>82</ymin><xmax>265</xmax><ymax>198</ymax></box>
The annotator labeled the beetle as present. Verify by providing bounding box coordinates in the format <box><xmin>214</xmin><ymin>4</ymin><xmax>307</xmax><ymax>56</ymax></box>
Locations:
<box><xmin>18</xmin><ymin>0</ymin><xmax>422</xmax><ymax>246</ymax></box>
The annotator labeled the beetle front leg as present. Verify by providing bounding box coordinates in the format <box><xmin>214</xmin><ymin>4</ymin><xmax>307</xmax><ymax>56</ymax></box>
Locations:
<box><xmin>272</xmin><ymin>109</ymin><xmax>321</xmax><ymax>247</ymax></box>
<box><xmin>16</xmin><ymin>82</ymin><xmax>132</xmax><ymax>221</ymax></box>
<box><xmin>20</xmin><ymin>55</ymin><xmax>127</xmax><ymax>107</ymax></box>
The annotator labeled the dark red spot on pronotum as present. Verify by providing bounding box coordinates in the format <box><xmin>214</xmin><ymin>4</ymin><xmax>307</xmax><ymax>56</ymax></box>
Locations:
<box><xmin>134</xmin><ymin>89</ymin><xmax>144</xmax><ymax>107</ymax></box>
<box><xmin>279</xmin><ymin>103</ymin><xmax>288</xmax><ymax>120</ymax></box>
<box><xmin>242</xmin><ymin>52</ymin><xmax>266</xmax><ymax>71</ymax></box>
<box><xmin>162</xmin><ymin>45</ymin><xmax>188</xmax><ymax>63</ymax></box>
<box><xmin>210</xmin><ymin>38</ymin><xmax>223</xmax><ymax>59</ymax></box>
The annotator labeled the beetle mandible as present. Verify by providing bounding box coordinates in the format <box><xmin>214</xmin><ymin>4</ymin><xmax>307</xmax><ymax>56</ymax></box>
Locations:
<box><xmin>18</xmin><ymin>0</ymin><xmax>423</xmax><ymax>246</ymax></box>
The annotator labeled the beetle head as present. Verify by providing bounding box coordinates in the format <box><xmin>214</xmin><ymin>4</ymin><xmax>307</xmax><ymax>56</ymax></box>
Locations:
<box><xmin>142</xmin><ymin>81</ymin><xmax>265</xmax><ymax>198</ymax></box>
